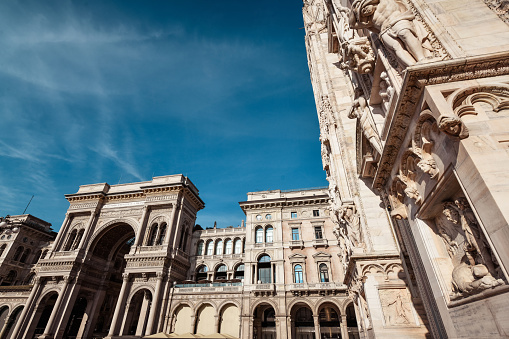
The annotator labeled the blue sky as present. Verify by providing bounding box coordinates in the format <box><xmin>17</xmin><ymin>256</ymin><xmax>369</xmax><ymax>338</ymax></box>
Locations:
<box><xmin>0</xmin><ymin>0</ymin><xmax>327</xmax><ymax>230</ymax></box>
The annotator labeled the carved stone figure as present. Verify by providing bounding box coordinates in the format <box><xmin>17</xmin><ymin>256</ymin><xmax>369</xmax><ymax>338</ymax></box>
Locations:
<box><xmin>396</xmin><ymin>153</ymin><xmax>423</xmax><ymax>205</ymax></box>
<box><xmin>380</xmin><ymin>289</ymin><xmax>413</xmax><ymax>326</ymax></box>
<box><xmin>451</xmin><ymin>261</ymin><xmax>503</xmax><ymax>298</ymax></box>
<box><xmin>340</xmin><ymin>203</ymin><xmax>363</xmax><ymax>248</ymax></box>
<box><xmin>438</xmin><ymin>115</ymin><xmax>469</xmax><ymax>139</ymax></box>
<box><xmin>416</xmin><ymin>158</ymin><xmax>439</xmax><ymax>178</ymax></box>
<box><xmin>348</xmin><ymin>88</ymin><xmax>383</xmax><ymax>155</ymax></box>
<box><xmin>349</xmin><ymin>0</ymin><xmax>431</xmax><ymax>67</ymax></box>
<box><xmin>379</xmin><ymin>71</ymin><xmax>394</xmax><ymax>113</ymax></box>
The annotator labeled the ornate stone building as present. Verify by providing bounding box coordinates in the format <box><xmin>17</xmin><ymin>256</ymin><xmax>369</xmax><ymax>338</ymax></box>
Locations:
<box><xmin>303</xmin><ymin>0</ymin><xmax>509</xmax><ymax>338</ymax></box>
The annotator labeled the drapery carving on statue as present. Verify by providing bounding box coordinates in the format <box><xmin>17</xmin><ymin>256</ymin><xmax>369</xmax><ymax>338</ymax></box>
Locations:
<box><xmin>348</xmin><ymin>88</ymin><xmax>383</xmax><ymax>156</ymax></box>
<box><xmin>439</xmin><ymin>199</ymin><xmax>504</xmax><ymax>298</ymax></box>
<box><xmin>397</xmin><ymin>150</ymin><xmax>422</xmax><ymax>205</ymax></box>
<box><xmin>413</xmin><ymin>115</ymin><xmax>440</xmax><ymax>179</ymax></box>
<box><xmin>438</xmin><ymin>115</ymin><xmax>469</xmax><ymax>139</ymax></box>
<box><xmin>332</xmin><ymin>3</ymin><xmax>376</xmax><ymax>74</ymax></box>
<box><xmin>379</xmin><ymin>289</ymin><xmax>413</xmax><ymax>326</ymax></box>
<box><xmin>341</xmin><ymin>203</ymin><xmax>364</xmax><ymax>248</ymax></box>
<box><xmin>337</xmin><ymin>230</ymin><xmax>353</xmax><ymax>273</ymax></box>
<box><xmin>389</xmin><ymin>179</ymin><xmax>408</xmax><ymax>219</ymax></box>
<box><xmin>450</xmin><ymin>85</ymin><xmax>509</xmax><ymax>118</ymax></box>
<box><xmin>349</xmin><ymin>0</ymin><xmax>433</xmax><ymax>67</ymax></box>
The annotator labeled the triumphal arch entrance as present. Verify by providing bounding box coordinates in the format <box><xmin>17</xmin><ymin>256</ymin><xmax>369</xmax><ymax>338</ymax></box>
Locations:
<box><xmin>10</xmin><ymin>175</ymin><xmax>204</xmax><ymax>339</ymax></box>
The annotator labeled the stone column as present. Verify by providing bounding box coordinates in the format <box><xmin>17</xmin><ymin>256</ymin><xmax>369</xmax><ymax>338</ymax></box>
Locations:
<box><xmin>313</xmin><ymin>315</ymin><xmax>320</xmax><ymax>339</ymax></box>
<box><xmin>165</xmin><ymin>202</ymin><xmax>179</xmax><ymax>245</ymax></box>
<box><xmin>190</xmin><ymin>315</ymin><xmax>196</xmax><ymax>334</ymax></box>
<box><xmin>145</xmin><ymin>272</ymin><xmax>165</xmax><ymax>335</ymax></box>
<box><xmin>135</xmin><ymin>291</ymin><xmax>151</xmax><ymax>336</ymax></box>
<box><xmin>107</xmin><ymin>273</ymin><xmax>130</xmax><ymax>337</ymax></box>
<box><xmin>51</xmin><ymin>213</ymin><xmax>71</xmax><ymax>253</ymax></box>
<box><xmin>133</xmin><ymin>206</ymin><xmax>149</xmax><ymax>249</ymax></box>
<box><xmin>41</xmin><ymin>276</ymin><xmax>72</xmax><ymax>338</ymax></box>
<box><xmin>79</xmin><ymin>287</ymin><xmax>105</xmax><ymax>339</ymax></box>
<box><xmin>10</xmin><ymin>277</ymin><xmax>43</xmax><ymax>339</ymax></box>
<box><xmin>77</xmin><ymin>212</ymin><xmax>98</xmax><ymax>250</ymax></box>
<box><xmin>214</xmin><ymin>315</ymin><xmax>220</xmax><ymax>333</ymax></box>
<box><xmin>340</xmin><ymin>314</ymin><xmax>349</xmax><ymax>339</ymax></box>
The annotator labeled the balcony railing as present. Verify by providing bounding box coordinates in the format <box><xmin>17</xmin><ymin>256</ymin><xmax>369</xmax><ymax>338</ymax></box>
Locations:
<box><xmin>173</xmin><ymin>282</ymin><xmax>243</xmax><ymax>293</ymax></box>
<box><xmin>287</xmin><ymin>282</ymin><xmax>346</xmax><ymax>291</ymax></box>
<box><xmin>312</xmin><ymin>238</ymin><xmax>328</xmax><ymax>248</ymax></box>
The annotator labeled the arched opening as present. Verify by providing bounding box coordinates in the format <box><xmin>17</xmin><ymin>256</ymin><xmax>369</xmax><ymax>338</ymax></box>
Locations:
<box><xmin>0</xmin><ymin>245</ymin><xmax>6</xmax><ymax>257</ymax></box>
<box><xmin>257</xmin><ymin>255</ymin><xmax>272</xmax><ymax>283</ymax></box>
<box><xmin>123</xmin><ymin>289</ymin><xmax>152</xmax><ymax>336</ymax></box>
<box><xmin>33</xmin><ymin>292</ymin><xmax>59</xmax><ymax>337</ymax></box>
<box><xmin>72</xmin><ymin>229</ymin><xmax>85</xmax><ymax>250</ymax></box>
<box><xmin>205</xmin><ymin>240</ymin><xmax>213</xmax><ymax>256</ymax></box>
<box><xmin>12</xmin><ymin>247</ymin><xmax>23</xmax><ymax>261</ymax></box>
<box><xmin>253</xmin><ymin>304</ymin><xmax>276</xmax><ymax>339</ymax></box>
<box><xmin>255</xmin><ymin>227</ymin><xmax>263</xmax><ymax>243</ymax></box>
<box><xmin>194</xmin><ymin>304</ymin><xmax>215</xmax><ymax>335</ymax></box>
<box><xmin>19</xmin><ymin>249</ymin><xmax>31</xmax><ymax>263</ymax></box>
<box><xmin>195</xmin><ymin>265</ymin><xmax>208</xmax><ymax>281</ymax></box>
<box><xmin>0</xmin><ymin>306</ymin><xmax>9</xmax><ymax>338</ymax></box>
<box><xmin>146</xmin><ymin>223</ymin><xmax>158</xmax><ymax>246</ymax></box>
<box><xmin>172</xmin><ymin>304</ymin><xmax>192</xmax><ymax>334</ymax></box>
<box><xmin>319</xmin><ymin>263</ymin><xmax>330</xmax><ymax>283</ymax></box>
<box><xmin>1</xmin><ymin>271</ymin><xmax>16</xmax><ymax>286</ymax></box>
<box><xmin>291</xmin><ymin>304</ymin><xmax>314</xmax><ymax>339</ymax></box>
<box><xmin>3</xmin><ymin>306</ymin><xmax>23</xmax><ymax>339</ymax></box>
<box><xmin>215</xmin><ymin>264</ymin><xmax>227</xmax><ymax>281</ymax></box>
<box><xmin>86</xmin><ymin>223</ymin><xmax>136</xmax><ymax>338</ymax></box>
<box><xmin>225</xmin><ymin>239</ymin><xmax>232</xmax><ymax>254</ymax></box>
<box><xmin>64</xmin><ymin>230</ymin><xmax>77</xmax><ymax>251</ymax></box>
<box><xmin>219</xmin><ymin>304</ymin><xmax>239</xmax><ymax>337</ymax></box>
<box><xmin>158</xmin><ymin>223</ymin><xmax>167</xmax><ymax>246</ymax></box>
<box><xmin>234</xmin><ymin>263</ymin><xmax>244</xmax><ymax>280</ymax></box>
<box><xmin>265</xmin><ymin>226</ymin><xmax>273</xmax><ymax>243</ymax></box>
<box><xmin>63</xmin><ymin>297</ymin><xmax>87</xmax><ymax>338</ymax></box>
<box><xmin>318</xmin><ymin>303</ymin><xmax>341</xmax><ymax>339</ymax></box>
<box><xmin>345</xmin><ymin>303</ymin><xmax>359</xmax><ymax>338</ymax></box>
<box><xmin>215</xmin><ymin>239</ymin><xmax>223</xmax><ymax>255</ymax></box>
<box><xmin>196</xmin><ymin>240</ymin><xmax>204</xmax><ymax>255</ymax></box>
<box><xmin>234</xmin><ymin>238</ymin><xmax>242</xmax><ymax>254</ymax></box>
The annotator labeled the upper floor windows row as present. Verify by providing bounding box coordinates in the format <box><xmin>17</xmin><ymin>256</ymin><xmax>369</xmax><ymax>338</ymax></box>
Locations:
<box><xmin>197</xmin><ymin>238</ymin><xmax>245</xmax><ymax>256</ymax></box>
<box><xmin>146</xmin><ymin>222</ymin><xmax>167</xmax><ymax>246</ymax></box>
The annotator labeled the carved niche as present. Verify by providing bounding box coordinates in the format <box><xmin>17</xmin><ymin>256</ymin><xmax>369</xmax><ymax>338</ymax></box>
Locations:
<box><xmin>436</xmin><ymin>197</ymin><xmax>504</xmax><ymax>299</ymax></box>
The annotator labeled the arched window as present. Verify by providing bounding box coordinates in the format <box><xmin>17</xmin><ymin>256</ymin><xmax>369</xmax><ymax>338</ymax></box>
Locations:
<box><xmin>13</xmin><ymin>246</ymin><xmax>23</xmax><ymax>261</ymax></box>
<box><xmin>215</xmin><ymin>264</ymin><xmax>227</xmax><ymax>280</ymax></box>
<box><xmin>265</xmin><ymin>226</ymin><xmax>273</xmax><ymax>243</ymax></box>
<box><xmin>294</xmin><ymin>264</ymin><xmax>303</xmax><ymax>283</ymax></box>
<box><xmin>72</xmin><ymin>229</ymin><xmax>85</xmax><ymax>250</ymax></box>
<box><xmin>33</xmin><ymin>250</ymin><xmax>42</xmax><ymax>264</ymax></box>
<box><xmin>206</xmin><ymin>240</ymin><xmax>213</xmax><ymax>255</ymax></box>
<box><xmin>182</xmin><ymin>229</ymin><xmax>189</xmax><ymax>251</ymax></box>
<box><xmin>0</xmin><ymin>244</ymin><xmax>6</xmax><ymax>257</ymax></box>
<box><xmin>157</xmin><ymin>223</ymin><xmax>167</xmax><ymax>246</ymax></box>
<box><xmin>41</xmin><ymin>250</ymin><xmax>48</xmax><ymax>260</ymax></box>
<box><xmin>319</xmin><ymin>263</ymin><xmax>329</xmax><ymax>282</ymax></box>
<box><xmin>234</xmin><ymin>239</ymin><xmax>242</xmax><ymax>254</ymax></box>
<box><xmin>225</xmin><ymin>239</ymin><xmax>232</xmax><ymax>254</ymax></box>
<box><xmin>20</xmin><ymin>249</ymin><xmax>31</xmax><ymax>263</ymax></box>
<box><xmin>215</xmin><ymin>240</ymin><xmax>223</xmax><ymax>255</ymax></box>
<box><xmin>3</xmin><ymin>270</ymin><xmax>16</xmax><ymax>286</ymax></box>
<box><xmin>257</xmin><ymin>255</ymin><xmax>272</xmax><ymax>284</ymax></box>
<box><xmin>255</xmin><ymin>227</ymin><xmax>263</xmax><ymax>243</ymax></box>
<box><xmin>196</xmin><ymin>265</ymin><xmax>208</xmax><ymax>281</ymax></box>
<box><xmin>196</xmin><ymin>241</ymin><xmax>205</xmax><ymax>255</ymax></box>
<box><xmin>64</xmin><ymin>230</ymin><xmax>77</xmax><ymax>251</ymax></box>
<box><xmin>234</xmin><ymin>264</ymin><xmax>244</xmax><ymax>280</ymax></box>
<box><xmin>147</xmin><ymin>224</ymin><xmax>158</xmax><ymax>246</ymax></box>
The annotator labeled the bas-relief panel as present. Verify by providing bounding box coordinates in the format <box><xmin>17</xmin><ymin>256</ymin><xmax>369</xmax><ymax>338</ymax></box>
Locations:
<box><xmin>378</xmin><ymin>288</ymin><xmax>416</xmax><ymax>327</ymax></box>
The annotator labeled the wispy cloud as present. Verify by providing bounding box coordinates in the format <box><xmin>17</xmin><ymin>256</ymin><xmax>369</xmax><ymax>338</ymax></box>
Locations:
<box><xmin>91</xmin><ymin>143</ymin><xmax>144</xmax><ymax>182</ymax></box>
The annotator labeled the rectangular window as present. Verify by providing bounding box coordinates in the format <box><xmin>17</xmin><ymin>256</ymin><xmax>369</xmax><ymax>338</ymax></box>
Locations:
<box><xmin>314</xmin><ymin>226</ymin><xmax>323</xmax><ymax>239</ymax></box>
<box><xmin>291</xmin><ymin>212</ymin><xmax>297</xmax><ymax>219</ymax></box>
<box><xmin>291</xmin><ymin>228</ymin><xmax>300</xmax><ymax>241</ymax></box>
<box><xmin>313</xmin><ymin>210</ymin><xmax>320</xmax><ymax>217</ymax></box>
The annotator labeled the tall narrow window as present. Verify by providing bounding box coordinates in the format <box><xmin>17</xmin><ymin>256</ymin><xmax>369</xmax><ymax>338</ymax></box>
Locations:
<box><xmin>215</xmin><ymin>264</ymin><xmax>227</xmax><ymax>280</ymax></box>
<box><xmin>206</xmin><ymin>240</ymin><xmax>213</xmax><ymax>255</ymax></box>
<box><xmin>314</xmin><ymin>226</ymin><xmax>323</xmax><ymax>239</ymax></box>
<box><xmin>0</xmin><ymin>244</ymin><xmax>6</xmax><ymax>257</ymax></box>
<box><xmin>158</xmin><ymin>223</ymin><xmax>167</xmax><ymax>246</ymax></box>
<box><xmin>215</xmin><ymin>240</ymin><xmax>223</xmax><ymax>255</ymax></box>
<box><xmin>72</xmin><ymin>229</ymin><xmax>85</xmax><ymax>250</ymax></box>
<box><xmin>255</xmin><ymin>227</ymin><xmax>263</xmax><ymax>243</ymax></box>
<box><xmin>13</xmin><ymin>246</ymin><xmax>23</xmax><ymax>261</ymax></box>
<box><xmin>319</xmin><ymin>263</ymin><xmax>329</xmax><ymax>282</ymax></box>
<box><xmin>64</xmin><ymin>230</ymin><xmax>77</xmax><ymax>251</ymax></box>
<box><xmin>225</xmin><ymin>239</ymin><xmax>232</xmax><ymax>254</ymax></box>
<box><xmin>258</xmin><ymin>255</ymin><xmax>272</xmax><ymax>283</ymax></box>
<box><xmin>294</xmin><ymin>264</ymin><xmax>304</xmax><ymax>283</ymax></box>
<box><xmin>291</xmin><ymin>228</ymin><xmax>300</xmax><ymax>241</ymax></box>
<box><xmin>234</xmin><ymin>239</ymin><xmax>242</xmax><ymax>254</ymax></box>
<box><xmin>234</xmin><ymin>264</ymin><xmax>245</xmax><ymax>280</ymax></box>
<box><xmin>197</xmin><ymin>241</ymin><xmax>204</xmax><ymax>255</ymax></box>
<box><xmin>265</xmin><ymin>226</ymin><xmax>273</xmax><ymax>243</ymax></box>
<box><xmin>147</xmin><ymin>224</ymin><xmax>158</xmax><ymax>246</ymax></box>
<box><xmin>313</xmin><ymin>210</ymin><xmax>320</xmax><ymax>217</ymax></box>
<box><xmin>19</xmin><ymin>249</ymin><xmax>30</xmax><ymax>263</ymax></box>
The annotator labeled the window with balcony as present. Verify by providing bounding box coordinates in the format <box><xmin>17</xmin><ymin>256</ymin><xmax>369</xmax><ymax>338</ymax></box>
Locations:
<box><xmin>291</xmin><ymin>228</ymin><xmax>300</xmax><ymax>241</ymax></box>
<box><xmin>294</xmin><ymin>264</ymin><xmax>303</xmax><ymax>283</ymax></box>
<box><xmin>319</xmin><ymin>263</ymin><xmax>329</xmax><ymax>282</ymax></box>
<box><xmin>258</xmin><ymin>254</ymin><xmax>272</xmax><ymax>283</ymax></box>
<box><xmin>265</xmin><ymin>226</ymin><xmax>273</xmax><ymax>243</ymax></box>
<box><xmin>196</xmin><ymin>265</ymin><xmax>208</xmax><ymax>281</ymax></box>
<box><xmin>225</xmin><ymin>239</ymin><xmax>232</xmax><ymax>254</ymax></box>
<box><xmin>314</xmin><ymin>226</ymin><xmax>323</xmax><ymax>239</ymax></box>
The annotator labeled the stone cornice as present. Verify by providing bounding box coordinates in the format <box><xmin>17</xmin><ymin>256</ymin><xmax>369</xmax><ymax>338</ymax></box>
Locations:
<box><xmin>239</xmin><ymin>195</ymin><xmax>329</xmax><ymax>211</ymax></box>
<box><xmin>343</xmin><ymin>252</ymin><xmax>401</xmax><ymax>284</ymax></box>
<box><xmin>373</xmin><ymin>51</ymin><xmax>509</xmax><ymax>190</ymax></box>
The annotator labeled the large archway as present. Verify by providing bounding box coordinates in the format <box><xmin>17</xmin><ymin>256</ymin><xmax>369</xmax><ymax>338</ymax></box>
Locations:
<box><xmin>123</xmin><ymin>289</ymin><xmax>152</xmax><ymax>336</ymax></box>
<box><xmin>172</xmin><ymin>304</ymin><xmax>192</xmax><ymax>334</ymax></box>
<box><xmin>253</xmin><ymin>303</ymin><xmax>276</xmax><ymax>339</ymax></box>
<box><xmin>291</xmin><ymin>303</ymin><xmax>314</xmax><ymax>339</ymax></box>
<box><xmin>31</xmin><ymin>292</ymin><xmax>59</xmax><ymax>337</ymax></box>
<box><xmin>219</xmin><ymin>304</ymin><xmax>240</xmax><ymax>337</ymax></box>
<box><xmin>82</xmin><ymin>222</ymin><xmax>136</xmax><ymax>338</ymax></box>
<box><xmin>318</xmin><ymin>303</ymin><xmax>342</xmax><ymax>339</ymax></box>
<box><xmin>2</xmin><ymin>306</ymin><xmax>23</xmax><ymax>339</ymax></box>
<box><xmin>62</xmin><ymin>297</ymin><xmax>87</xmax><ymax>338</ymax></box>
<box><xmin>194</xmin><ymin>304</ymin><xmax>215</xmax><ymax>335</ymax></box>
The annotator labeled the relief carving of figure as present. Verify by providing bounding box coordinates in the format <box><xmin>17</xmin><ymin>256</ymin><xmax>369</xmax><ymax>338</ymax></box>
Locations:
<box><xmin>379</xmin><ymin>71</ymin><xmax>395</xmax><ymax>113</ymax></box>
<box><xmin>349</xmin><ymin>88</ymin><xmax>383</xmax><ymax>155</ymax></box>
<box><xmin>440</xmin><ymin>199</ymin><xmax>504</xmax><ymax>299</ymax></box>
<box><xmin>340</xmin><ymin>203</ymin><xmax>363</xmax><ymax>248</ymax></box>
<box><xmin>380</xmin><ymin>290</ymin><xmax>413</xmax><ymax>326</ymax></box>
<box><xmin>397</xmin><ymin>152</ymin><xmax>423</xmax><ymax>205</ymax></box>
<box><xmin>349</xmin><ymin>0</ymin><xmax>431</xmax><ymax>67</ymax></box>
